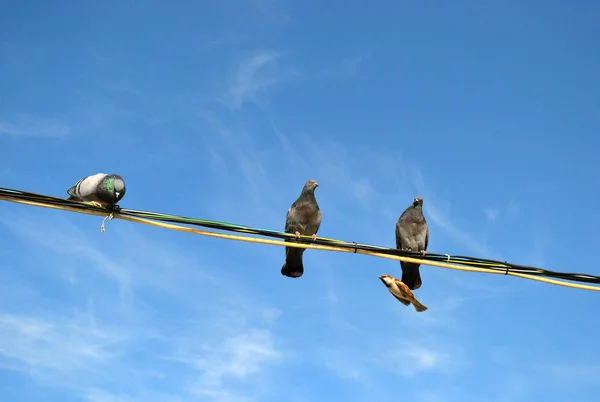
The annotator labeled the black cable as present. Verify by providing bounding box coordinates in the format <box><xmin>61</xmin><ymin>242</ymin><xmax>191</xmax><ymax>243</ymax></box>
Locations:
<box><xmin>2</xmin><ymin>186</ymin><xmax>599</xmax><ymax>285</ymax></box>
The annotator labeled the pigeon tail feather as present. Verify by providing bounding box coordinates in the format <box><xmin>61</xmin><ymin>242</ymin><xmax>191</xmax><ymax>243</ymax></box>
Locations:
<box><xmin>281</xmin><ymin>249</ymin><xmax>304</xmax><ymax>278</ymax></box>
<box><xmin>401</xmin><ymin>265</ymin><xmax>422</xmax><ymax>290</ymax></box>
<box><xmin>281</xmin><ymin>261</ymin><xmax>304</xmax><ymax>278</ymax></box>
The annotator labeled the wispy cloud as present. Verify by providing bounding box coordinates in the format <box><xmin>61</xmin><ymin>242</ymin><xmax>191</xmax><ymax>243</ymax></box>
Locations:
<box><xmin>506</xmin><ymin>200</ymin><xmax>519</xmax><ymax>217</ymax></box>
<box><xmin>484</xmin><ymin>207</ymin><xmax>500</xmax><ymax>222</ymax></box>
<box><xmin>187</xmin><ymin>329</ymin><xmax>284</xmax><ymax>400</ymax></box>
<box><xmin>387</xmin><ymin>344</ymin><xmax>452</xmax><ymax>377</ymax></box>
<box><xmin>409</xmin><ymin>166</ymin><xmax>493</xmax><ymax>257</ymax></box>
<box><xmin>198</xmin><ymin>100</ymin><xmax>496</xmax><ymax>263</ymax></box>
<box><xmin>0</xmin><ymin>311</ymin><xmax>127</xmax><ymax>374</ymax></box>
<box><xmin>0</xmin><ymin>208</ymin><xmax>286</xmax><ymax>401</ymax></box>
<box><xmin>320</xmin><ymin>334</ymin><xmax>461</xmax><ymax>400</ymax></box>
<box><xmin>198</xmin><ymin>35</ymin><xmax>247</xmax><ymax>51</ymax></box>
<box><xmin>320</xmin><ymin>347</ymin><xmax>366</xmax><ymax>381</ymax></box>
<box><xmin>293</xmin><ymin>136</ymin><xmax>384</xmax><ymax>207</ymax></box>
<box><xmin>249</xmin><ymin>0</ymin><xmax>288</xmax><ymax>17</ymax></box>
<box><xmin>536</xmin><ymin>362</ymin><xmax>600</xmax><ymax>387</ymax></box>
<box><xmin>526</xmin><ymin>224</ymin><xmax>552</xmax><ymax>267</ymax></box>
<box><xmin>4</xmin><ymin>4</ymin><xmax>598</xmax><ymax>402</ymax></box>
<box><xmin>427</xmin><ymin>202</ymin><xmax>492</xmax><ymax>257</ymax></box>
<box><xmin>0</xmin><ymin>212</ymin><xmax>135</xmax><ymax>301</ymax></box>
<box><xmin>86</xmin><ymin>48</ymin><xmax>135</xmax><ymax>76</ymax></box>
<box><xmin>318</xmin><ymin>56</ymin><xmax>364</xmax><ymax>79</ymax></box>
<box><xmin>0</xmin><ymin>114</ymin><xmax>71</xmax><ymax>137</ymax></box>
<box><xmin>484</xmin><ymin>201</ymin><xmax>519</xmax><ymax>223</ymax></box>
<box><xmin>222</xmin><ymin>52</ymin><xmax>282</xmax><ymax>111</ymax></box>
<box><xmin>193</xmin><ymin>109</ymin><xmax>281</xmax><ymax>227</ymax></box>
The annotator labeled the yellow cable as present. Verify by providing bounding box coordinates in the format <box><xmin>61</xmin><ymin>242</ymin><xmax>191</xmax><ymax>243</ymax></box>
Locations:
<box><xmin>2</xmin><ymin>195</ymin><xmax>600</xmax><ymax>292</ymax></box>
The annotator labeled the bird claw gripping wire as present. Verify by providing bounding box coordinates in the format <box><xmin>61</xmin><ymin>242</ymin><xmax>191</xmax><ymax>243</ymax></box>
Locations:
<box><xmin>101</xmin><ymin>213</ymin><xmax>114</xmax><ymax>232</ymax></box>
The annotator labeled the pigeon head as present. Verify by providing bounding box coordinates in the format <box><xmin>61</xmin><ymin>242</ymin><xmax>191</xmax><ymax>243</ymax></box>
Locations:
<box><xmin>100</xmin><ymin>174</ymin><xmax>127</xmax><ymax>202</ymax></box>
<box><xmin>378</xmin><ymin>274</ymin><xmax>393</xmax><ymax>287</ymax></box>
<box><xmin>413</xmin><ymin>196</ymin><xmax>423</xmax><ymax>206</ymax></box>
<box><xmin>303</xmin><ymin>179</ymin><xmax>319</xmax><ymax>192</ymax></box>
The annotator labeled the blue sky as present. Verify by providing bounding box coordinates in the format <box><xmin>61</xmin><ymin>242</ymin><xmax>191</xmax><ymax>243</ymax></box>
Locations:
<box><xmin>1</xmin><ymin>1</ymin><xmax>600</xmax><ymax>401</ymax></box>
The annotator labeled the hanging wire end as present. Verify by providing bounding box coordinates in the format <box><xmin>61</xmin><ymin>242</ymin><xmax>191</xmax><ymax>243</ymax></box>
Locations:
<box><xmin>101</xmin><ymin>213</ymin><xmax>114</xmax><ymax>233</ymax></box>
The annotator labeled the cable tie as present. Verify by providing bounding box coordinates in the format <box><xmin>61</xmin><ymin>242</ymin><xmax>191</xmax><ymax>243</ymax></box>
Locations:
<box><xmin>352</xmin><ymin>241</ymin><xmax>358</xmax><ymax>253</ymax></box>
<box><xmin>445</xmin><ymin>254</ymin><xmax>450</xmax><ymax>261</ymax></box>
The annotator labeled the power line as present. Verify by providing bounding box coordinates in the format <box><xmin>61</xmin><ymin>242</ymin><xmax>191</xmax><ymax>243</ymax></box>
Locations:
<box><xmin>1</xmin><ymin>186</ymin><xmax>599</xmax><ymax>291</ymax></box>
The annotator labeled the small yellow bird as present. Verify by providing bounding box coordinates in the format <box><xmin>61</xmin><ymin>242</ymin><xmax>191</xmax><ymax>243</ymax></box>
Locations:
<box><xmin>378</xmin><ymin>274</ymin><xmax>428</xmax><ymax>312</ymax></box>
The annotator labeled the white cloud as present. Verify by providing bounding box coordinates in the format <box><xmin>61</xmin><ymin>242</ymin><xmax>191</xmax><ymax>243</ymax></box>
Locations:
<box><xmin>0</xmin><ymin>212</ymin><xmax>134</xmax><ymax>299</ymax></box>
<box><xmin>188</xmin><ymin>329</ymin><xmax>284</xmax><ymax>399</ymax></box>
<box><xmin>407</xmin><ymin>166</ymin><xmax>493</xmax><ymax>256</ymax></box>
<box><xmin>485</xmin><ymin>202</ymin><xmax>519</xmax><ymax>222</ymax></box>
<box><xmin>0</xmin><ymin>208</ymin><xmax>286</xmax><ymax>401</ymax></box>
<box><xmin>318</xmin><ymin>55</ymin><xmax>364</xmax><ymax>79</ymax></box>
<box><xmin>249</xmin><ymin>0</ymin><xmax>287</xmax><ymax>17</ymax></box>
<box><xmin>270</xmin><ymin>119</ymin><xmax>309</xmax><ymax>168</ymax></box>
<box><xmin>484</xmin><ymin>207</ymin><xmax>499</xmax><ymax>222</ymax></box>
<box><xmin>321</xmin><ymin>347</ymin><xmax>364</xmax><ymax>381</ymax></box>
<box><xmin>296</xmin><ymin>137</ymin><xmax>385</xmax><ymax>207</ymax></box>
<box><xmin>198</xmin><ymin>35</ymin><xmax>246</xmax><ymax>51</ymax></box>
<box><xmin>371</xmin><ymin>337</ymin><xmax>458</xmax><ymax>380</ymax></box>
<box><xmin>506</xmin><ymin>200</ymin><xmax>519</xmax><ymax>217</ymax></box>
<box><xmin>84</xmin><ymin>390</ymin><xmax>136</xmax><ymax>402</ymax></box>
<box><xmin>536</xmin><ymin>363</ymin><xmax>600</xmax><ymax>387</ymax></box>
<box><xmin>0</xmin><ymin>311</ymin><xmax>126</xmax><ymax>374</ymax></box>
<box><xmin>349</xmin><ymin>178</ymin><xmax>375</xmax><ymax>204</ymax></box>
<box><xmin>198</xmin><ymin>107</ymin><xmax>498</xmax><ymax>265</ymax></box>
<box><xmin>193</xmin><ymin>110</ymin><xmax>283</xmax><ymax>228</ymax></box>
<box><xmin>224</xmin><ymin>52</ymin><xmax>281</xmax><ymax>110</ymax></box>
<box><xmin>527</xmin><ymin>225</ymin><xmax>552</xmax><ymax>266</ymax></box>
<box><xmin>83</xmin><ymin>388</ymin><xmax>183</xmax><ymax>402</ymax></box>
<box><xmin>0</xmin><ymin>114</ymin><xmax>71</xmax><ymax>137</ymax></box>
<box><xmin>319</xmin><ymin>336</ymin><xmax>459</xmax><ymax>400</ymax></box>
<box><xmin>425</xmin><ymin>200</ymin><xmax>492</xmax><ymax>257</ymax></box>
<box><xmin>393</xmin><ymin>345</ymin><xmax>450</xmax><ymax>376</ymax></box>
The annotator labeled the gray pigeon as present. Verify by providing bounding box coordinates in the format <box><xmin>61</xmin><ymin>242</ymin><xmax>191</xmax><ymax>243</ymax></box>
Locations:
<box><xmin>281</xmin><ymin>179</ymin><xmax>322</xmax><ymax>278</ymax></box>
<box><xmin>395</xmin><ymin>196</ymin><xmax>429</xmax><ymax>291</ymax></box>
<box><xmin>66</xmin><ymin>173</ymin><xmax>126</xmax><ymax>207</ymax></box>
